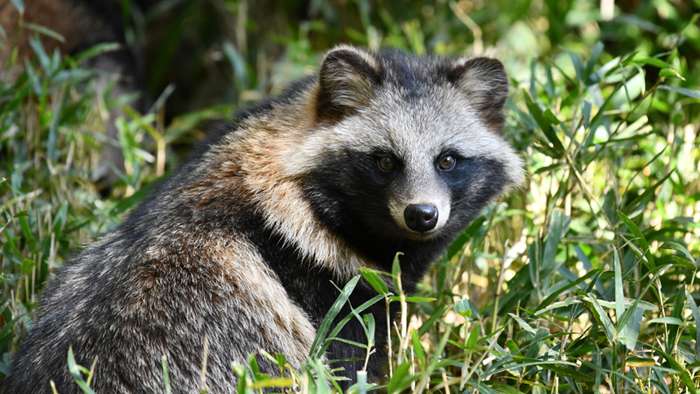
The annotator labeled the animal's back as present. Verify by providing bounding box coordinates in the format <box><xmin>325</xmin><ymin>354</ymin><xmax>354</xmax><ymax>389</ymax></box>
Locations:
<box><xmin>4</xmin><ymin>154</ymin><xmax>319</xmax><ymax>393</ymax></box>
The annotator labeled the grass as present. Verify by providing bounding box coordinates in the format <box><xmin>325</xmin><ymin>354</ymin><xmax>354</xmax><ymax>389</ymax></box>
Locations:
<box><xmin>2</xmin><ymin>0</ymin><xmax>700</xmax><ymax>393</ymax></box>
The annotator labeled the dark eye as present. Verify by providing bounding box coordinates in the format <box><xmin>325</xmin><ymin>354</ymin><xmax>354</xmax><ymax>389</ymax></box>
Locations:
<box><xmin>438</xmin><ymin>155</ymin><xmax>456</xmax><ymax>171</ymax></box>
<box><xmin>377</xmin><ymin>156</ymin><xmax>397</xmax><ymax>171</ymax></box>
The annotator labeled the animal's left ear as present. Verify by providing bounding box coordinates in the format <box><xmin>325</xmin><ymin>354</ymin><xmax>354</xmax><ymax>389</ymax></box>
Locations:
<box><xmin>317</xmin><ymin>46</ymin><xmax>382</xmax><ymax>122</ymax></box>
<box><xmin>448</xmin><ymin>57</ymin><xmax>509</xmax><ymax>130</ymax></box>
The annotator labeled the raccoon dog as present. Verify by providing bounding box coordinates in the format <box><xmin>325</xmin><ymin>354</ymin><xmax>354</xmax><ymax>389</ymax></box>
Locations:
<box><xmin>5</xmin><ymin>46</ymin><xmax>523</xmax><ymax>393</ymax></box>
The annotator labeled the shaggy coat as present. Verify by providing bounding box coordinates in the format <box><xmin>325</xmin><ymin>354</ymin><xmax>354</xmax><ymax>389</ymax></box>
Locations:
<box><xmin>6</xmin><ymin>45</ymin><xmax>523</xmax><ymax>393</ymax></box>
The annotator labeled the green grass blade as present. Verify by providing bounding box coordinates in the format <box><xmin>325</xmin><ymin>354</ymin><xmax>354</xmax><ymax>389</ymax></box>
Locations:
<box><xmin>308</xmin><ymin>276</ymin><xmax>359</xmax><ymax>359</ymax></box>
<box><xmin>67</xmin><ymin>347</ymin><xmax>96</xmax><ymax>394</ymax></box>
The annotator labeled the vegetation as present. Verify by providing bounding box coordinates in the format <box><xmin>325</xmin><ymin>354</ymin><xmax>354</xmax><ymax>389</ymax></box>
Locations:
<box><xmin>2</xmin><ymin>0</ymin><xmax>700</xmax><ymax>392</ymax></box>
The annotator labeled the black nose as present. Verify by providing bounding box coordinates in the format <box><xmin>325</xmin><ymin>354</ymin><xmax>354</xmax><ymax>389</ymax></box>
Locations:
<box><xmin>404</xmin><ymin>204</ymin><xmax>439</xmax><ymax>233</ymax></box>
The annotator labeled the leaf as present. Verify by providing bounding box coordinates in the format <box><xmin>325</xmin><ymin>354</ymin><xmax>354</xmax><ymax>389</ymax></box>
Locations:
<box><xmin>660</xmin><ymin>241</ymin><xmax>696</xmax><ymax>265</ymax></box>
<box><xmin>250</xmin><ymin>377</ymin><xmax>294</xmax><ymax>389</ymax></box>
<box><xmin>524</xmin><ymin>328</ymin><xmax>549</xmax><ymax>359</ymax></box>
<box><xmin>411</xmin><ymin>330</ymin><xmax>426</xmax><ymax>365</ymax></box>
<box><xmin>508</xmin><ymin>314</ymin><xmax>536</xmax><ymax>335</ymax></box>
<box><xmin>687</xmin><ymin>289</ymin><xmax>700</xmax><ymax>359</ymax></box>
<box><xmin>618</xmin><ymin>305</ymin><xmax>643</xmax><ymax>351</ymax></box>
<box><xmin>588</xmin><ymin>297</ymin><xmax>658</xmax><ymax>312</ymax></box>
<box><xmin>528</xmin><ymin>236</ymin><xmax>542</xmax><ymax>289</ymax></box>
<box><xmin>652</xmin><ymin>346</ymin><xmax>697</xmax><ymax>394</ymax></box>
<box><xmin>308</xmin><ymin>276</ymin><xmax>359</xmax><ymax>359</ymax></box>
<box><xmin>584</xmin><ymin>41</ymin><xmax>605</xmax><ymax>83</ymax></box>
<box><xmin>535</xmin><ymin>267</ymin><xmax>601</xmax><ymax>313</ymax></box>
<box><xmin>487</xmin><ymin>359</ymin><xmax>582</xmax><ymax>379</ymax></box>
<box><xmin>222</xmin><ymin>41</ymin><xmax>250</xmax><ymax>89</ymax></box>
<box><xmin>622</xmin><ymin>163</ymin><xmax>673</xmax><ymax>215</ymax></box>
<box><xmin>582</xmin><ymin>99</ymin><xmax>592</xmax><ymax>128</ymax></box>
<box><xmin>387</xmin><ymin>361</ymin><xmax>418</xmax><ymax>394</ymax></box>
<box><xmin>447</xmin><ymin>217</ymin><xmax>486</xmax><ymax>259</ymax></box>
<box><xmin>541</xmin><ymin>210</ymin><xmax>570</xmax><ymax>284</ymax></box>
<box><xmin>18</xmin><ymin>214</ymin><xmax>37</xmax><ymax>254</ymax></box>
<box><xmin>647</xmin><ymin>317</ymin><xmax>684</xmax><ymax>325</ymax></box>
<box><xmin>617</xmin><ymin>210</ymin><xmax>655</xmax><ymax>269</ymax></box>
<box><xmin>587</xmin><ymin>296</ymin><xmax>616</xmax><ymax>343</ymax></box>
<box><xmin>414</xmin><ymin>326</ymin><xmax>452</xmax><ymax>393</ymax></box>
<box><xmin>626</xmin><ymin>356</ymin><xmax>656</xmax><ymax>367</ymax></box>
<box><xmin>455</xmin><ymin>297</ymin><xmax>473</xmax><ymax>317</ymax></box>
<box><xmin>47</xmin><ymin>87</ymin><xmax>65</xmax><ymax>163</ymax></box>
<box><xmin>391</xmin><ymin>252</ymin><xmax>403</xmax><ymax>292</ymax></box>
<box><xmin>417</xmin><ymin>306</ymin><xmax>446</xmax><ymax>336</ymax></box>
<box><xmin>72</xmin><ymin>42</ymin><xmax>122</xmax><ymax>64</ymax></box>
<box><xmin>466</xmin><ymin>322</ymin><xmax>480</xmax><ymax>349</ymax></box>
<box><xmin>539</xmin><ymin>363</ymin><xmax>593</xmax><ymax>382</ymax></box>
<box><xmin>616</xmin><ymin>265</ymin><xmax>670</xmax><ymax>346</ymax></box>
<box><xmin>659</xmin><ymin>68</ymin><xmax>686</xmax><ymax>81</ymax></box>
<box><xmin>613</xmin><ymin>249</ymin><xmax>625</xmax><ymax>321</ymax></box>
<box><xmin>10</xmin><ymin>0</ymin><xmax>24</xmax><ymax>13</ymax></box>
<box><xmin>67</xmin><ymin>347</ymin><xmax>96</xmax><ymax>394</ymax></box>
<box><xmin>320</xmin><ymin>293</ymin><xmax>384</xmax><ymax>357</ymax></box>
<box><xmin>248</xmin><ymin>353</ymin><xmax>261</xmax><ymax>377</ymax></box>
<box><xmin>389</xmin><ymin>296</ymin><xmax>434</xmax><ymax>303</ymax></box>
<box><xmin>632</xmin><ymin>57</ymin><xmax>673</xmax><ymax>68</ymax></box>
<box><xmin>363</xmin><ymin>313</ymin><xmax>375</xmax><ymax>346</ymax></box>
<box><xmin>483</xmin><ymin>381</ymin><xmax>527</xmax><ymax>394</ymax></box>
<box><xmin>658</xmin><ymin>84</ymin><xmax>700</xmax><ymax>99</ymax></box>
<box><xmin>28</xmin><ymin>37</ymin><xmax>50</xmax><ymax>71</ymax></box>
<box><xmin>522</xmin><ymin>89</ymin><xmax>564</xmax><ymax>155</ymax></box>
<box><xmin>568</xmin><ymin>51</ymin><xmax>585</xmax><ymax>82</ymax></box>
<box><xmin>358</xmin><ymin>268</ymin><xmax>388</xmax><ymax>296</ymax></box>
<box><xmin>612</xmin><ymin>72</ymin><xmax>645</xmax><ymax>107</ymax></box>
<box><xmin>536</xmin><ymin>298</ymin><xmax>578</xmax><ymax>315</ymax></box>
<box><xmin>22</xmin><ymin>22</ymin><xmax>65</xmax><ymax>43</ymax></box>
<box><xmin>543</xmin><ymin>109</ymin><xmax>561</xmax><ymax>125</ymax></box>
<box><xmin>162</xmin><ymin>356</ymin><xmax>171</xmax><ymax>394</ymax></box>
<box><xmin>51</xmin><ymin>202</ymin><xmax>68</xmax><ymax>234</ymax></box>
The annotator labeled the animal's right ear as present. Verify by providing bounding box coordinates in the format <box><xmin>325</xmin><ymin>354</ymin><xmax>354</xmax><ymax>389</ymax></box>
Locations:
<box><xmin>447</xmin><ymin>57</ymin><xmax>509</xmax><ymax>131</ymax></box>
<box><xmin>316</xmin><ymin>46</ymin><xmax>381</xmax><ymax>122</ymax></box>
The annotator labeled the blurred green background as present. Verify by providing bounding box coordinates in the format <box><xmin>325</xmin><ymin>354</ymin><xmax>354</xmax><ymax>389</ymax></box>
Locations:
<box><xmin>127</xmin><ymin>0</ymin><xmax>699</xmax><ymax>118</ymax></box>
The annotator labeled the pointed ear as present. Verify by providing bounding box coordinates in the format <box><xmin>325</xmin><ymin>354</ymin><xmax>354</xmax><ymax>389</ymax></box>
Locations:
<box><xmin>448</xmin><ymin>57</ymin><xmax>509</xmax><ymax>130</ymax></box>
<box><xmin>317</xmin><ymin>46</ymin><xmax>381</xmax><ymax>121</ymax></box>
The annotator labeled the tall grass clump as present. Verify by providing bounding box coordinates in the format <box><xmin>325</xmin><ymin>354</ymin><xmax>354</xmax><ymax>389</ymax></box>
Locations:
<box><xmin>2</xmin><ymin>0</ymin><xmax>700</xmax><ymax>393</ymax></box>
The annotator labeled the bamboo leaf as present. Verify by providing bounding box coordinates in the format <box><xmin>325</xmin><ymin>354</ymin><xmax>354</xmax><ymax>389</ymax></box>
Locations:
<box><xmin>67</xmin><ymin>347</ymin><xmax>96</xmax><ymax>394</ymax></box>
<box><xmin>687</xmin><ymin>289</ymin><xmax>700</xmax><ymax>359</ymax></box>
<box><xmin>659</xmin><ymin>68</ymin><xmax>686</xmax><ymax>81</ymax></box>
<box><xmin>308</xmin><ymin>276</ymin><xmax>359</xmax><ymax>359</ymax></box>
<box><xmin>659</xmin><ymin>84</ymin><xmax>700</xmax><ymax>98</ymax></box>
<box><xmin>617</xmin><ymin>210</ymin><xmax>655</xmax><ymax>269</ymax></box>
<box><xmin>647</xmin><ymin>317</ymin><xmax>684</xmax><ymax>325</ymax></box>
<box><xmin>523</xmin><ymin>90</ymin><xmax>565</xmax><ymax>154</ymax></box>
<box><xmin>652</xmin><ymin>346</ymin><xmax>697</xmax><ymax>394</ymax></box>
<box><xmin>587</xmin><ymin>296</ymin><xmax>616</xmax><ymax>343</ymax></box>
<box><xmin>660</xmin><ymin>241</ymin><xmax>696</xmax><ymax>264</ymax></box>
<box><xmin>613</xmin><ymin>249</ymin><xmax>625</xmax><ymax>321</ymax></box>
<box><xmin>466</xmin><ymin>322</ymin><xmax>480</xmax><ymax>349</ymax></box>
<box><xmin>618</xmin><ymin>305</ymin><xmax>643</xmax><ymax>351</ymax></box>
<box><xmin>626</xmin><ymin>356</ymin><xmax>656</xmax><ymax>367</ymax></box>
<box><xmin>358</xmin><ymin>268</ymin><xmax>388</xmax><ymax>296</ymax></box>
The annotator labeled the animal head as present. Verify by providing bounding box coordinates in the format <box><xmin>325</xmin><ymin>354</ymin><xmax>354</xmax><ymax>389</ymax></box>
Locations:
<box><xmin>287</xmin><ymin>47</ymin><xmax>522</xmax><ymax>250</ymax></box>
